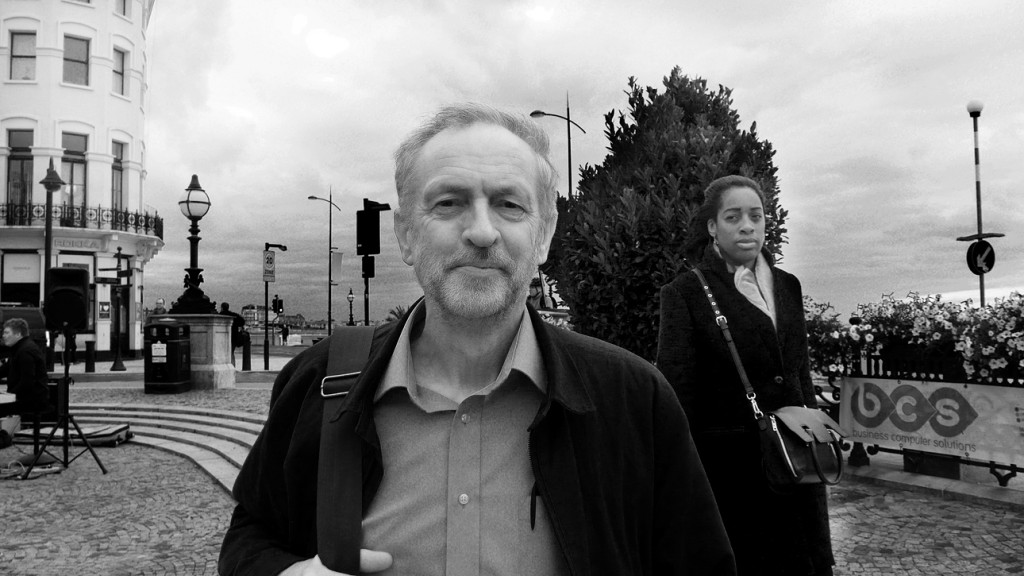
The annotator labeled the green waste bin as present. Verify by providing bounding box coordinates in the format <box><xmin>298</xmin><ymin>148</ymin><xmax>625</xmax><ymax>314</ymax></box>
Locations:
<box><xmin>144</xmin><ymin>320</ymin><xmax>191</xmax><ymax>394</ymax></box>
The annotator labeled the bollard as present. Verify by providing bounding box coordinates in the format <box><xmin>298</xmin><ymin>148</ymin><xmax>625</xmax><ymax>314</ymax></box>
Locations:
<box><xmin>85</xmin><ymin>341</ymin><xmax>96</xmax><ymax>373</ymax></box>
<box><xmin>242</xmin><ymin>340</ymin><xmax>251</xmax><ymax>371</ymax></box>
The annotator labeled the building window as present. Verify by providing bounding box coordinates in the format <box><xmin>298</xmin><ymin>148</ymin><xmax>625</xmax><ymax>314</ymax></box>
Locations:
<box><xmin>10</xmin><ymin>32</ymin><xmax>36</xmax><ymax>81</ymax></box>
<box><xmin>63</xmin><ymin>36</ymin><xmax>90</xmax><ymax>86</ymax></box>
<box><xmin>112</xmin><ymin>48</ymin><xmax>127</xmax><ymax>95</ymax></box>
<box><xmin>6</xmin><ymin>131</ymin><xmax>34</xmax><ymax>223</ymax></box>
<box><xmin>115</xmin><ymin>0</ymin><xmax>129</xmax><ymax>16</ymax></box>
<box><xmin>112</xmin><ymin>141</ymin><xmax>126</xmax><ymax>213</ymax></box>
<box><xmin>61</xmin><ymin>133</ymin><xmax>88</xmax><ymax>224</ymax></box>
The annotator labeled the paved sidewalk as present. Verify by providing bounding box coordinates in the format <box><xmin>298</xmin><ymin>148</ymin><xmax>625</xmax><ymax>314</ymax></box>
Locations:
<box><xmin>3</xmin><ymin>353</ymin><xmax>1024</xmax><ymax>575</ymax></box>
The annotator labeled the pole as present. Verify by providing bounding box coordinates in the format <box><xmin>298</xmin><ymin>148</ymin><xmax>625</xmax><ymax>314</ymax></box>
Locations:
<box><xmin>263</xmin><ymin>280</ymin><xmax>269</xmax><ymax>370</ymax></box>
<box><xmin>110</xmin><ymin>248</ymin><xmax>126</xmax><ymax>371</ymax></box>
<box><xmin>327</xmin><ymin>187</ymin><xmax>333</xmax><ymax>336</ymax></box>
<box><xmin>566</xmin><ymin>93</ymin><xmax>573</xmax><ymax>200</ymax></box>
<box><xmin>364</xmin><ymin>275</ymin><xmax>370</xmax><ymax>326</ymax></box>
<box><xmin>971</xmin><ymin>110</ymin><xmax>985</xmax><ymax>307</ymax></box>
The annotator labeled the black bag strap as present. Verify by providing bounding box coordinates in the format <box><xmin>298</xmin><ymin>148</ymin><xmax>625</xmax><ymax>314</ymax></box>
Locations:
<box><xmin>317</xmin><ymin>326</ymin><xmax>375</xmax><ymax>573</ymax></box>
<box><xmin>691</xmin><ymin>268</ymin><xmax>767</xmax><ymax>428</ymax></box>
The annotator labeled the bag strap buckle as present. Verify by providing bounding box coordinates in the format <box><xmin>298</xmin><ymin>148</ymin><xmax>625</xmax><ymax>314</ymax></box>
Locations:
<box><xmin>321</xmin><ymin>372</ymin><xmax>362</xmax><ymax>398</ymax></box>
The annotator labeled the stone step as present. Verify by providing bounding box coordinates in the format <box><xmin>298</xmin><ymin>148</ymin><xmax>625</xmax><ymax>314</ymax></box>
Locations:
<box><xmin>71</xmin><ymin>403</ymin><xmax>267</xmax><ymax>426</ymax></box>
<box><xmin>62</xmin><ymin>403</ymin><xmax>267</xmax><ymax>494</ymax></box>
<box><xmin>71</xmin><ymin>407</ymin><xmax>265</xmax><ymax>439</ymax></box>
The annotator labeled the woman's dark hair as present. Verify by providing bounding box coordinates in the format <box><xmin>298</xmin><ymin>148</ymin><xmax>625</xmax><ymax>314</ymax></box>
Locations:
<box><xmin>682</xmin><ymin>175</ymin><xmax>768</xmax><ymax>263</ymax></box>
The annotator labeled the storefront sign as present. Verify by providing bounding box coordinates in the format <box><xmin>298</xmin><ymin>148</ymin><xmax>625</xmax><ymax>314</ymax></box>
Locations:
<box><xmin>99</xmin><ymin>302</ymin><xmax>111</xmax><ymax>319</ymax></box>
<box><xmin>840</xmin><ymin>376</ymin><xmax>1024</xmax><ymax>466</ymax></box>
<box><xmin>54</xmin><ymin>238</ymin><xmax>101</xmax><ymax>250</ymax></box>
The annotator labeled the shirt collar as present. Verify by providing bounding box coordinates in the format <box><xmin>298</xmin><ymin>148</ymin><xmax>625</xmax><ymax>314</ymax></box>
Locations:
<box><xmin>374</xmin><ymin>301</ymin><xmax>547</xmax><ymax>408</ymax></box>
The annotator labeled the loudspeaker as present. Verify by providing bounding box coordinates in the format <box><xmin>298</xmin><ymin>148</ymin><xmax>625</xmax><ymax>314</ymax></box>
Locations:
<box><xmin>356</xmin><ymin>210</ymin><xmax>380</xmax><ymax>256</ymax></box>
<box><xmin>45</xmin><ymin>267</ymin><xmax>90</xmax><ymax>331</ymax></box>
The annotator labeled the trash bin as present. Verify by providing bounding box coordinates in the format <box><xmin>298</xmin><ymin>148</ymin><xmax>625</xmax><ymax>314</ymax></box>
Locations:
<box><xmin>144</xmin><ymin>319</ymin><xmax>191</xmax><ymax>394</ymax></box>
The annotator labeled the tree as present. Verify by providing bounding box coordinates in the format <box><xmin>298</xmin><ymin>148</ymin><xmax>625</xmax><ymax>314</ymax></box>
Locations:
<box><xmin>385</xmin><ymin>304</ymin><xmax>410</xmax><ymax>324</ymax></box>
<box><xmin>542</xmin><ymin>67</ymin><xmax>788</xmax><ymax>361</ymax></box>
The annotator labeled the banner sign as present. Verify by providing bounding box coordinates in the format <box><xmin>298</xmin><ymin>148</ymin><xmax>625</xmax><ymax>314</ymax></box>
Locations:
<box><xmin>263</xmin><ymin>250</ymin><xmax>276</xmax><ymax>282</ymax></box>
<box><xmin>840</xmin><ymin>376</ymin><xmax>1024</xmax><ymax>466</ymax></box>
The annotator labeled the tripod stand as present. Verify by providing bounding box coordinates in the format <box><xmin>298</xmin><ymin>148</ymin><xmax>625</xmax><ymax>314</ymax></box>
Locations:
<box><xmin>20</xmin><ymin>325</ymin><xmax>107</xmax><ymax>479</ymax></box>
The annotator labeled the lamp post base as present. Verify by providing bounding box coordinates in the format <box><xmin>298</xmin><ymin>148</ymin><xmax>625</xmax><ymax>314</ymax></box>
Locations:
<box><xmin>170</xmin><ymin>286</ymin><xmax>216</xmax><ymax>315</ymax></box>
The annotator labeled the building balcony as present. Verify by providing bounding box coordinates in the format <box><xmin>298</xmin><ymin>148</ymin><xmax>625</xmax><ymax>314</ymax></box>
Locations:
<box><xmin>0</xmin><ymin>201</ymin><xmax>163</xmax><ymax>240</ymax></box>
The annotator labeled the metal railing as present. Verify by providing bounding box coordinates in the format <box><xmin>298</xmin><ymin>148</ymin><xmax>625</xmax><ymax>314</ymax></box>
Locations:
<box><xmin>0</xmin><ymin>202</ymin><xmax>163</xmax><ymax>239</ymax></box>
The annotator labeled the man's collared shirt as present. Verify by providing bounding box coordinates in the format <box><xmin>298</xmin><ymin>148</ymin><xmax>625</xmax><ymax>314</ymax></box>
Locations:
<box><xmin>360</xmin><ymin>302</ymin><xmax>568</xmax><ymax>576</ymax></box>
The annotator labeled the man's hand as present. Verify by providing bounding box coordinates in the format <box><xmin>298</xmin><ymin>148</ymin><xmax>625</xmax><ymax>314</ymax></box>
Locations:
<box><xmin>279</xmin><ymin>550</ymin><xmax>393</xmax><ymax>575</ymax></box>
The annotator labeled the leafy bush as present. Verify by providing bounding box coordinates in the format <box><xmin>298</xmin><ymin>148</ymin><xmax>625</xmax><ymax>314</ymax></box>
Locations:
<box><xmin>544</xmin><ymin>68</ymin><xmax>788</xmax><ymax>361</ymax></box>
<box><xmin>804</xmin><ymin>292</ymin><xmax>1024</xmax><ymax>383</ymax></box>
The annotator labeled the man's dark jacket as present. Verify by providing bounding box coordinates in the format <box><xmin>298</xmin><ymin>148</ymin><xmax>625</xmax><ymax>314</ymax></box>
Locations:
<box><xmin>1</xmin><ymin>336</ymin><xmax>49</xmax><ymax>413</ymax></box>
<box><xmin>219</xmin><ymin>306</ymin><xmax>735</xmax><ymax>576</ymax></box>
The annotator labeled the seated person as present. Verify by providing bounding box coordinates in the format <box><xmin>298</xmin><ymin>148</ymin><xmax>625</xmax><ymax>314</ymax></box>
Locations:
<box><xmin>0</xmin><ymin>318</ymin><xmax>52</xmax><ymax>419</ymax></box>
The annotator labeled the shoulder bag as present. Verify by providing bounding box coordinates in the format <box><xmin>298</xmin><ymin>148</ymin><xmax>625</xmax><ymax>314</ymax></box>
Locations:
<box><xmin>691</xmin><ymin>267</ymin><xmax>845</xmax><ymax>487</ymax></box>
<box><xmin>317</xmin><ymin>325</ymin><xmax>376</xmax><ymax>573</ymax></box>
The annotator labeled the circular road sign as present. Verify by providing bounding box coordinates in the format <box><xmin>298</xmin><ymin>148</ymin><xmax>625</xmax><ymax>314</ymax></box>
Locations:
<box><xmin>966</xmin><ymin>240</ymin><xmax>995</xmax><ymax>275</ymax></box>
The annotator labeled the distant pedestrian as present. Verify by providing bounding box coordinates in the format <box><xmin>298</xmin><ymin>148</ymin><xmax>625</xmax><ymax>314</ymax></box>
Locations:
<box><xmin>219</xmin><ymin>303</ymin><xmax>247</xmax><ymax>365</ymax></box>
<box><xmin>0</xmin><ymin>318</ymin><xmax>51</xmax><ymax>419</ymax></box>
<box><xmin>280</xmin><ymin>325</ymin><xmax>289</xmax><ymax>346</ymax></box>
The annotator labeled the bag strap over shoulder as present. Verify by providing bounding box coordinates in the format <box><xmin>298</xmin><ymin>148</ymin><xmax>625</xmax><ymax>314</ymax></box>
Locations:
<box><xmin>317</xmin><ymin>325</ymin><xmax>375</xmax><ymax>573</ymax></box>
<box><xmin>691</xmin><ymin>268</ymin><xmax>767</xmax><ymax>427</ymax></box>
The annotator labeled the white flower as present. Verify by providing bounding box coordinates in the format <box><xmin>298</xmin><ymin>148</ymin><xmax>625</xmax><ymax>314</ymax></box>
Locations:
<box><xmin>864</xmin><ymin>334</ymin><xmax>874</xmax><ymax>343</ymax></box>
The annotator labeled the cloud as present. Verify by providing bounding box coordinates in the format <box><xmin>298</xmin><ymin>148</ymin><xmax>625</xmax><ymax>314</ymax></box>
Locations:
<box><xmin>140</xmin><ymin>0</ymin><xmax>1024</xmax><ymax>325</ymax></box>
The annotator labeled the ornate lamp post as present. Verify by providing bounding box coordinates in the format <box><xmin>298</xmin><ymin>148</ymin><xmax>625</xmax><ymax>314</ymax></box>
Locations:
<box><xmin>39</xmin><ymin>159</ymin><xmax>64</xmax><ymax>293</ymax></box>
<box><xmin>170</xmin><ymin>175</ymin><xmax>215</xmax><ymax>314</ymax></box>
<box><xmin>39</xmin><ymin>160</ymin><xmax>65</xmax><ymax>370</ymax></box>
<box><xmin>347</xmin><ymin>288</ymin><xmax>355</xmax><ymax>326</ymax></box>
<box><xmin>308</xmin><ymin>190</ymin><xmax>342</xmax><ymax>335</ymax></box>
<box><xmin>530</xmin><ymin>94</ymin><xmax>586</xmax><ymax>199</ymax></box>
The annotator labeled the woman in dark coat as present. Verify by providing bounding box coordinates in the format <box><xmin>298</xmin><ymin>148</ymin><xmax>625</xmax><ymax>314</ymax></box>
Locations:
<box><xmin>657</xmin><ymin>175</ymin><xmax>835</xmax><ymax>576</ymax></box>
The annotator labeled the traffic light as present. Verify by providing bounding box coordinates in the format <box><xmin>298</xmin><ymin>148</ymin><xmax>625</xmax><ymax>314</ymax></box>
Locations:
<box><xmin>271</xmin><ymin>295</ymin><xmax>283</xmax><ymax>314</ymax></box>
<box><xmin>356</xmin><ymin>199</ymin><xmax>392</xmax><ymax>256</ymax></box>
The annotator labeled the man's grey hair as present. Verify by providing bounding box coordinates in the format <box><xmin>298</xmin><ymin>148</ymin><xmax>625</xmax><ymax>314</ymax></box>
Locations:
<box><xmin>393</xmin><ymin>103</ymin><xmax>560</xmax><ymax>229</ymax></box>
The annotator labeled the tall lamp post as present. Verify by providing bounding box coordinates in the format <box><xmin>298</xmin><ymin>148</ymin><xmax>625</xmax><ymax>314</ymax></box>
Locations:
<box><xmin>347</xmin><ymin>288</ymin><xmax>355</xmax><ymax>326</ymax></box>
<box><xmin>263</xmin><ymin>243</ymin><xmax>287</xmax><ymax>370</ymax></box>
<box><xmin>308</xmin><ymin>190</ymin><xmax>342</xmax><ymax>335</ymax></box>
<box><xmin>530</xmin><ymin>94</ymin><xmax>587</xmax><ymax>199</ymax></box>
<box><xmin>170</xmin><ymin>175</ymin><xmax>215</xmax><ymax>314</ymax></box>
<box><xmin>955</xmin><ymin>100</ymin><xmax>1004</xmax><ymax>307</ymax></box>
<box><xmin>39</xmin><ymin>160</ymin><xmax>65</xmax><ymax>370</ymax></box>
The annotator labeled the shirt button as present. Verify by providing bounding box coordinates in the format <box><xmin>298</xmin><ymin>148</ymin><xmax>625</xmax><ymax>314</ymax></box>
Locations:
<box><xmin>461</xmin><ymin>414</ymin><xmax>470</xmax><ymax>424</ymax></box>
<box><xmin>458</xmin><ymin>494</ymin><xmax>469</xmax><ymax>506</ymax></box>
<box><xmin>774</xmin><ymin>376</ymin><xmax>784</xmax><ymax>384</ymax></box>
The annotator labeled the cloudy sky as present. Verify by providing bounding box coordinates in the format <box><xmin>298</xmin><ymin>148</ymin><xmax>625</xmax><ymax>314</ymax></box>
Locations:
<box><xmin>140</xmin><ymin>0</ymin><xmax>1024</xmax><ymax>325</ymax></box>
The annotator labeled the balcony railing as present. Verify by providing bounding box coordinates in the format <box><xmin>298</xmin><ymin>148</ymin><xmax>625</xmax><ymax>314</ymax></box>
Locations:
<box><xmin>0</xmin><ymin>202</ymin><xmax>163</xmax><ymax>240</ymax></box>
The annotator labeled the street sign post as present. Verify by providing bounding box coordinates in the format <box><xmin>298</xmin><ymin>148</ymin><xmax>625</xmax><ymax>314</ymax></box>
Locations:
<box><xmin>263</xmin><ymin>250</ymin><xmax>276</xmax><ymax>283</ymax></box>
<box><xmin>966</xmin><ymin>240</ymin><xmax>995</xmax><ymax>276</ymax></box>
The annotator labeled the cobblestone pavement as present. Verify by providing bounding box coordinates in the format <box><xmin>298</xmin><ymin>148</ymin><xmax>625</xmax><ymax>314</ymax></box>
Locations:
<box><xmin>3</xmin><ymin>386</ymin><xmax>1024</xmax><ymax>575</ymax></box>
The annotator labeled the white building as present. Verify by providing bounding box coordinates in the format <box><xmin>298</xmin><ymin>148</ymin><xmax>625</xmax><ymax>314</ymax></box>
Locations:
<box><xmin>1</xmin><ymin>0</ymin><xmax>161</xmax><ymax>357</ymax></box>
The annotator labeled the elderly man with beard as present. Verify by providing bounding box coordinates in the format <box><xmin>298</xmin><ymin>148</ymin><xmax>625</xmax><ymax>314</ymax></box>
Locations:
<box><xmin>219</xmin><ymin>103</ymin><xmax>734</xmax><ymax>576</ymax></box>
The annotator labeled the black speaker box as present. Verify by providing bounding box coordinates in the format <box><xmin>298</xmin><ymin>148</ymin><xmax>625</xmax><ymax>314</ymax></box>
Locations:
<box><xmin>45</xmin><ymin>267</ymin><xmax>90</xmax><ymax>331</ymax></box>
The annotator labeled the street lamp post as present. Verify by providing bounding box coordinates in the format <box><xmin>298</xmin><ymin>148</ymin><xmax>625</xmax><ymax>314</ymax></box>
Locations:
<box><xmin>39</xmin><ymin>160</ymin><xmax>65</xmax><ymax>370</ymax></box>
<box><xmin>530</xmin><ymin>94</ymin><xmax>586</xmax><ymax>199</ymax></box>
<box><xmin>263</xmin><ymin>243</ymin><xmax>287</xmax><ymax>370</ymax></box>
<box><xmin>308</xmin><ymin>190</ymin><xmax>342</xmax><ymax>335</ymax></box>
<box><xmin>347</xmin><ymin>288</ymin><xmax>355</xmax><ymax>326</ymax></box>
<box><xmin>955</xmin><ymin>101</ymin><xmax>1004</xmax><ymax>307</ymax></box>
<box><xmin>170</xmin><ymin>175</ymin><xmax>215</xmax><ymax>314</ymax></box>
